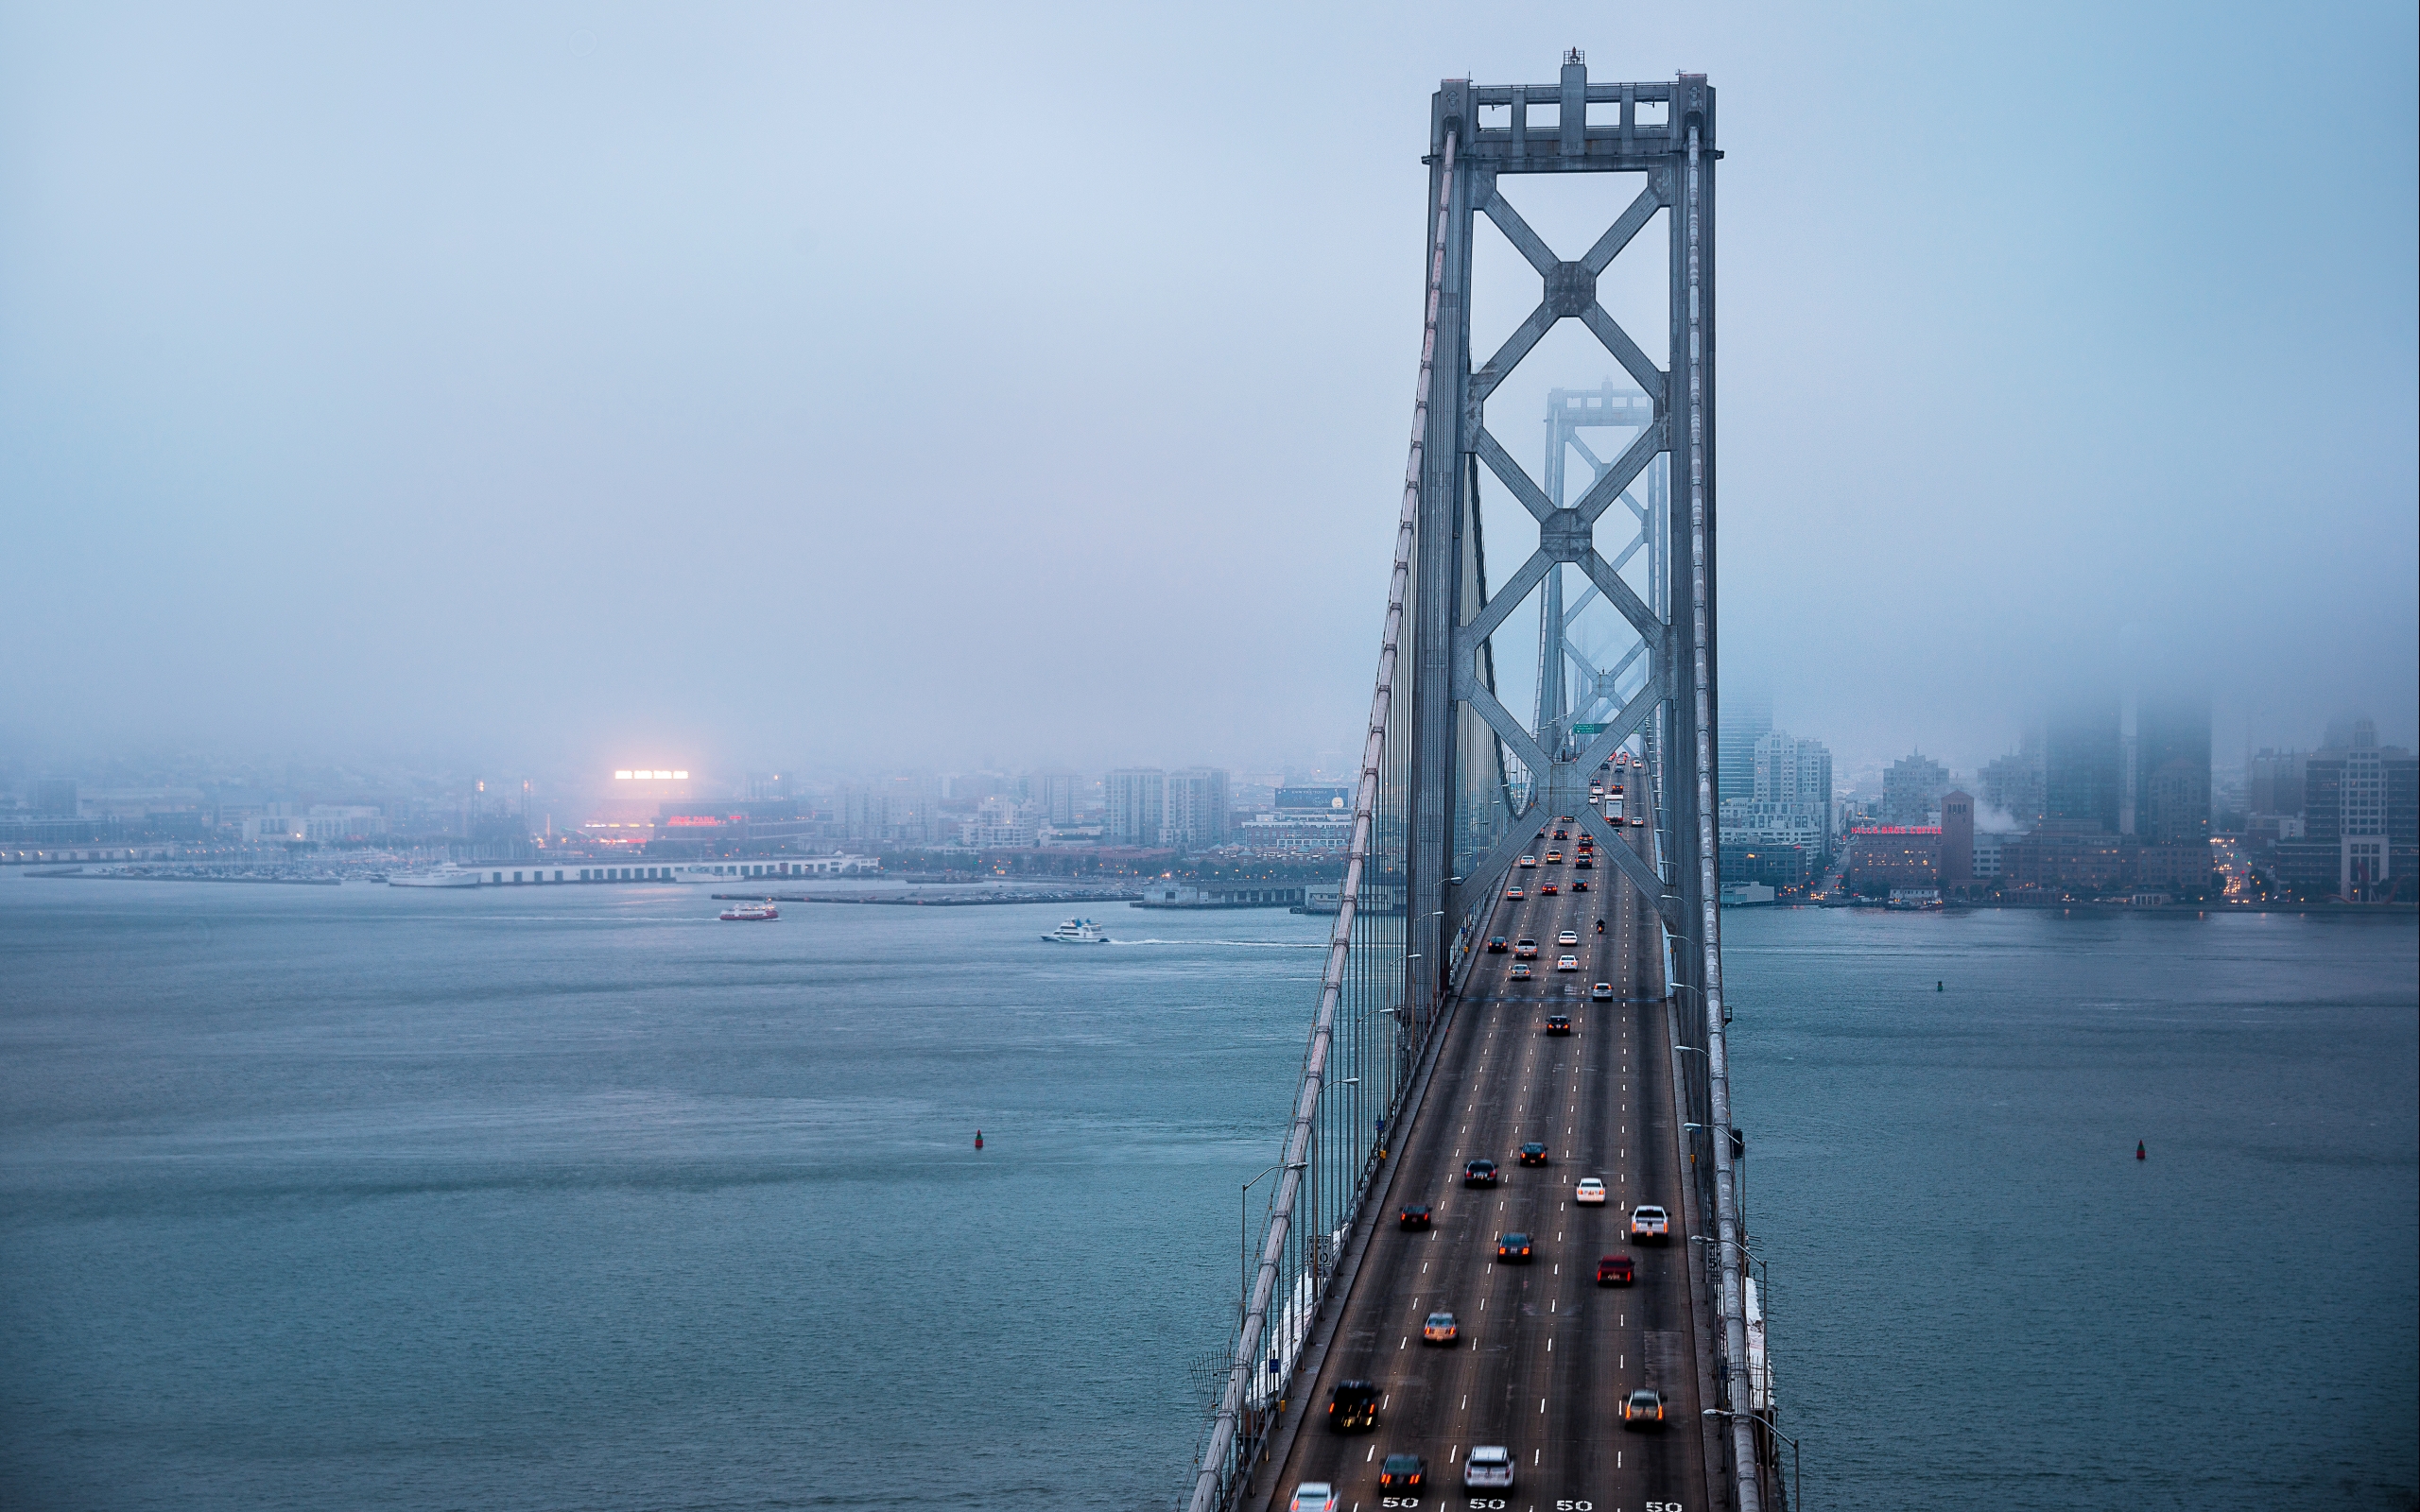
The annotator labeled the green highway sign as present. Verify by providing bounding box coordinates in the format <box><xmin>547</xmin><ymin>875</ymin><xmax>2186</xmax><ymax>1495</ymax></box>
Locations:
<box><xmin>1572</xmin><ymin>723</ymin><xmax>1605</xmax><ymax>734</ymax></box>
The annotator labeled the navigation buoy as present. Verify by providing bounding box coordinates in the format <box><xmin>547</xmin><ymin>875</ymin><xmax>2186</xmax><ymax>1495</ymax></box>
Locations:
<box><xmin>1936</xmin><ymin>980</ymin><xmax>1945</xmax><ymax>991</ymax></box>
<box><xmin>975</xmin><ymin>1130</ymin><xmax>984</xmax><ymax>1151</ymax></box>
<box><xmin>2135</xmin><ymin>1140</ymin><xmax>2145</xmax><ymax>1161</ymax></box>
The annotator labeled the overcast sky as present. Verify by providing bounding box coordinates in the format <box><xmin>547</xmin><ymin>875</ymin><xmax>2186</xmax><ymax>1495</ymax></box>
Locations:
<box><xmin>3</xmin><ymin>1</ymin><xmax>2413</xmax><ymax>784</ymax></box>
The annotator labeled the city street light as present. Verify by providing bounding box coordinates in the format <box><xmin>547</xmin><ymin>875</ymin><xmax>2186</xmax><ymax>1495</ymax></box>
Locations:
<box><xmin>1241</xmin><ymin>1160</ymin><xmax>1307</xmax><ymax>1329</ymax></box>
<box><xmin>1705</xmin><ymin>1406</ymin><xmax>1800</xmax><ymax>1512</ymax></box>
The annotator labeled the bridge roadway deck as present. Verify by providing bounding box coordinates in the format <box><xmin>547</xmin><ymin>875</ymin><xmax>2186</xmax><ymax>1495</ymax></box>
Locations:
<box><xmin>1254</xmin><ymin>789</ymin><xmax>1712</xmax><ymax>1512</ymax></box>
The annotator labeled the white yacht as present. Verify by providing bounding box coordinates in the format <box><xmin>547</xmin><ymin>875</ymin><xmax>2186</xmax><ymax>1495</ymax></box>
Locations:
<box><xmin>1042</xmin><ymin>918</ymin><xmax>1109</xmax><ymax>944</ymax></box>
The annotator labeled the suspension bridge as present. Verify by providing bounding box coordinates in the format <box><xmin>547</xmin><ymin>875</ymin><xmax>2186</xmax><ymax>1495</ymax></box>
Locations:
<box><xmin>1186</xmin><ymin>55</ymin><xmax>1781</xmax><ymax>1512</ymax></box>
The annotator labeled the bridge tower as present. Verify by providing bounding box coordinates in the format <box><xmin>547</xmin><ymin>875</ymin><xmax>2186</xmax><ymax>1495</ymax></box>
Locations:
<box><xmin>1190</xmin><ymin>54</ymin><xmax>1763</xmax><ymax>1512</ymax></box>
<box><xmin>1406</xmin><ymin>54</ymin><xmax>1758</xmax><ymax>1505</ymax></box>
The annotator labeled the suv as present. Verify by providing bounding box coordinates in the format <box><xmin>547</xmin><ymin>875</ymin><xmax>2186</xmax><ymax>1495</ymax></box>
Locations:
<box><xmin>1631</xmin><ymin>1204</ymin><xmax>1669</xmax><ymax>1240</ymax></box>
<box><xmin>1462</xmin><ymin>1444</ymin><xmax>1514</xmax><ymax>1489</ymax></box>
<box><xmin>1326</xmin><ymin>1380</ymin><xmax>1379</xmax><ymax>1433</ymax></box>
<box><xmin>1513</xmin><ymin>938</ymin><xmax>1539</xmax><ymax>958</ymax></box>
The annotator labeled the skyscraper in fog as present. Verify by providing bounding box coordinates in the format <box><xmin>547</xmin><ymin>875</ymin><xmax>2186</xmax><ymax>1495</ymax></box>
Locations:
<box><xmin>2043</xmin><ymin>698</ymin><xmax>2123</xmax><ymax>833</ymax></box>
<box><xmin>1165</xmin><ymin>768</ymin><xmax>1231</xmax><ymax>852</ymax></box>
<box><xmin>1718</xmin><ymin>691</ymin><xmax>1772</xmax><ymax>807</ymax></box>
<box><xmin>1105</xmin><ymin>769</ymin><xmax>1167</xmax><ymax>848</ymax></box>
<box><xmin>2135</xmin><ymin>687</ymin><xmax>2211</xmax><ymax>846</ymax></box>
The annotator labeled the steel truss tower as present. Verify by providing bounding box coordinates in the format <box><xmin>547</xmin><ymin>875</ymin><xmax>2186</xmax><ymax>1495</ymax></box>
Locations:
<box><xmin>1404</xmin><ymin>54</ymin><xmax>1764</xmax><ymax>1511</ymax></box>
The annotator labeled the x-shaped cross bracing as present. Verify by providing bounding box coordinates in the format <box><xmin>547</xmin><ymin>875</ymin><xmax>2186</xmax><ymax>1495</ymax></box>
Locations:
<box><xmin>1449</xmin><ymin>172</ymin><xmax>1681</xmax><ymax>918</ymax></box>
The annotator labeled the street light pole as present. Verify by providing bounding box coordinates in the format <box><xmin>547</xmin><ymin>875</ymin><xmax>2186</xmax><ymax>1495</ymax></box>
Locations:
<box><xmin>1705</xmin><ymin>1406</ymin><xmax>1800</xmax><ymax>1512</ymax></box>
<box><xmin>1241</xmin><ymin>1160</ymin><xmax>1306</xmax><ymax>1332</ymax></box>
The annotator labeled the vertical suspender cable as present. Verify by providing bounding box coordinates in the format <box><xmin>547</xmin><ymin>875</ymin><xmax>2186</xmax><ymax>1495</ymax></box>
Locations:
<box><xmin>1185</xmin><ymin>124</ymin><xmax>1457</xmax><ymax>1512</ymax></box>
<box><xmin>1685</xmin><ymin>124</ymin><xmax>1762</xmax><ymax>1512</ymax></box>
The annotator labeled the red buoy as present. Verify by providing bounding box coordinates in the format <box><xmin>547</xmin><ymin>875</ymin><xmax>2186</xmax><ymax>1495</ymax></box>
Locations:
<box><xmin>975</xmin><ymin>1130</ymin><xmax>984</xmax><ymax>1151</ymax></box>
<box><xmin>2135</xmin><ymin>1140</ymin><xmax>2146</xmax><ymax>1160</ymax></box>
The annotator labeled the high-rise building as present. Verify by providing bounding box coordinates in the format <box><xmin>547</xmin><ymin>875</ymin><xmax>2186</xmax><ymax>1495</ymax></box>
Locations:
<box><xmin>1980</xmin><ymin>734</ymin><xmax>2046</xmax><ymax>831</ymax></box>
<box><xmin>2135</xmin><ymin>688</ymin><xmax>2211</xmax><ymax>846</ymax></box>
<box><xmin>1035</xmin><ymin>772</ymin><xmax>1081</xmax><ymax>826</ymax></box>
<box><xmin>1752</xmin><ymin>731</ymin><xmax>1833</xmax><ymax>817</ymax></box>
<box><xmin>1165</xmin><ymin>768</ymin><xmax>1231</xmax><ymax>852</ymax></box>
<box><xmin>2044</xmin><ymin>698</ymin><xmax>2123</xmax><ymax>833</ymax></box>
<box><xmin>1717</xmin><ymin>691</ymin><xmax>1771</xmax><ymax>808</ymax></box>
<box><xmin>1941</xmin><ymin>790</ymin><xmax>1974</xmax><ymax>886</ymax></box>
<box><xmin>1104</xmin><ymin>769</ymin><xmax>1167</xmax><ymax>848</ymax></box>
<box><xmin>1880</xmin><ymin>752</ymin><xmax>1948</xmax><ymax>827</ymax></box>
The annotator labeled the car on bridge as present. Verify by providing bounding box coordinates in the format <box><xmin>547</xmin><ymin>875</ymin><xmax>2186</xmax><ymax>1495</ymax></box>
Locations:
<box><xmin>1540</xmin><ymin>881</ymin><xmax>1560</xmax><ymax>895</ymax></box>
<box><xmin>1398</xmin><ymin>1203</ymin><xmax>1432</xmax><ymax>1231</ymax></box>
<box><xmin>1326</xmin><ymin>1380</ymin><xmax>1380</xmax><ymax>1433</ymax></box>
<box><xmin>1509</xmin><ymin>962</ymin><xmax>1532</xmax><ymax>980</ymax></box>
<box><xmin>1517</xmin><ymin>1141</ymin><xmax>1549</xmax><ymax>1166</ymax></box>
<box><xmin>1558</xmin><ymin>929</ymin><xmax>1580</xmax><ymax>946</ymax></box>
<box><xmin>1421</xmin><ymin>1311</ymin><xmax>1457</xmax><ymax>1344</ymax></box>
<box><xmin>1575</xmin><ymin>1177</ymin><xmax>1606</xmax><ymax>1205</ymax></box>
<box><xmin>1576</xmin><ymin>853</ymin><xmax>1594</xmax><ymax>869</ymax></box>
<box><xmin>1618</xmin><ymin>1387</ymin><xmax>1667</xmax><ymax>1427</ymax></box>
<box><xmin>1486</xmin><ymin>935</ymin><xmax>1508</xmax><ymax>953</ymax></box>
<box><xmin>1632</xmin><ymin>815</ymin><xmax>1647</xmax><ymax>826</ymax></box>
<box><xmin>1592</xmin><ymin>982</ymin><xmax>1616</xmax><ymax>1000</ymax></box>
<box><xmin>1462</xmin><ymin>1444</ymin><xmax>1514</xmax><ymax>1490</ymax></box>
<box><xmin>1496</xmin><ymin>1231</ymin><xmax>1533</xmax><ymax>1262</ymax></box>
<box><xmin>1574</xmin><ymin>878</ymin><xmax>1591</xmax><ymax>891</ymax></box>
<box><xmin>1504</xmin><ymin>885</ymin><xmax>1524</xmax><ymax>900</ymax></box>
<box><xmin>1517</xmin><ymin>853</ymin><xmax>1537</xmax><ymax>868</ymax></box>
<box><xmin>1545</xmin><ymin>849</ymin><xmax>1562</xmax><ymax>863</ymax></box>
<box><xmin>1378</xmin><ymin>1452</ymin><xmax>1427</xmax><ymax>1491</ymax></box>
<box><xmin>1631</xmin><ymin>1204</ymin><xmax>1669</xmax><ymax>1240</ymax></box>
<box><xmin>1287</xmin><ymin>1483</ymin><xmax>1337</xmax><ymax>1512</ymax></box>
<box><xmin>1545</xmin><ymin>1013</ymin><xmax>1572</xmax><ymax>1036</ymax></box>
<box><xmin>1597</xmin><ymin>1252</ymin><xmax>1635</xmax><ymax>1285</ymax></box>
<box><xmin>1463</xmin><ymin>1159</ymin><xmax>1499</xmax><ymax>1187</ymax></box>
<box><xmin>1513</xmin><ymin>937</ymin><xmax>1539</xmax><ymax>957</ymax></box>
<box><xmin>1557</xmin><ymin>954</ymin><xmax>1580</xmax><ymax>971</ymax></box>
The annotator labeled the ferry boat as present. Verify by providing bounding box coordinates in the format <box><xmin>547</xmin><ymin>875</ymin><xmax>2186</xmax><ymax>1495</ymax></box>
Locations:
<box><xmin>718</xmin><ymin>902</ymin><xmax>779</xmax><ymax>921</ymax></box>
<box><xmin>1042</xmin><ymin>918</ymin><xmax>1109</xmax><ymax>943</ymax></box>
<box><xmin>389</xmin><ymin>868</ymin><xmax>479</xmax><ymax>888</ymax></box>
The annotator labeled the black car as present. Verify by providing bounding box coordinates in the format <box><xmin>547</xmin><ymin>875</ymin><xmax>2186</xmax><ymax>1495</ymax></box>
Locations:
<box><xmin>1327</xmin><ymin>1379</ymin><xmax>1380</xmax><ymax>1433</ymax></box>
<box><xmin>1378</xmin><ymin>1452</ymin><xmax>1427</xmax><ymax>1491</ymax></box>
<box><xmin>1398</xmin><ymin>1203</ymin><xmax>1432</xmax><ymax>1231</ymax></box>
<box><xmin>1545</xmin><ymin>1013</ymin><xmax>1572</xmax><ymax>1036</ymax></box>
<box><xmin>1462</xmin><ymin>1159</ymin><xmax>1499</xmax><ymax>1187</ymax></box>
<box><xmin>1486</xmin><ymin>936</ymin><xmax>1509</xmax><ymax>954</ymax></box>
<box><xmin>1517</xmin><ymin>1141</ymin><xmax>1548</xmax><ymax>1166</ymax></box>
<box><xmin>1575</xmin><ymin>854</ymin><xmax>1593</xmax><ymax>868</ymax></box>
<box><xmin>1573</xmin><ymin>878</ymin><xmax>1590</xmax><ymax>891</ymax></box>
<box><xmin>1495</xmin><ymin>1231</ymin><xmax>1533</xmax><ymax>1262</ymax></box>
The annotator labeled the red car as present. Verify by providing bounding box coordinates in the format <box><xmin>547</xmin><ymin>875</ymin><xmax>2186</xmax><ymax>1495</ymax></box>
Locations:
<box><xmin>1597</xmin><ymin>1253</ymin><xmax>1636</xmax><ymax>1286</ymax></box>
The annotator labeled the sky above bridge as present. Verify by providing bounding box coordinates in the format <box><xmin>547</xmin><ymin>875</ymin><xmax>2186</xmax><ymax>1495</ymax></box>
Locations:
<box><xmin>3</xmin><ymin>1</ymin><xmax>2413</xmax><ymax>779</ymax></box>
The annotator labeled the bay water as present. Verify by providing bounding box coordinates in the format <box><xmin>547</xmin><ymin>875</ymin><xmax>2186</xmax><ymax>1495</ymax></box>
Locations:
<box><xmin>1</xmin><ymin>880</ymin><xmax>2412</xmax><ymax>1508</ymax></box>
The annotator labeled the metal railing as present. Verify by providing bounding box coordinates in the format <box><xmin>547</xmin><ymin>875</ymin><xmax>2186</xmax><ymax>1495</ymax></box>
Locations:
<box><xmin>1181</xmin><ymin>126</ymin><xmax>1457</xmax><ymax>1512</ymax></box>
